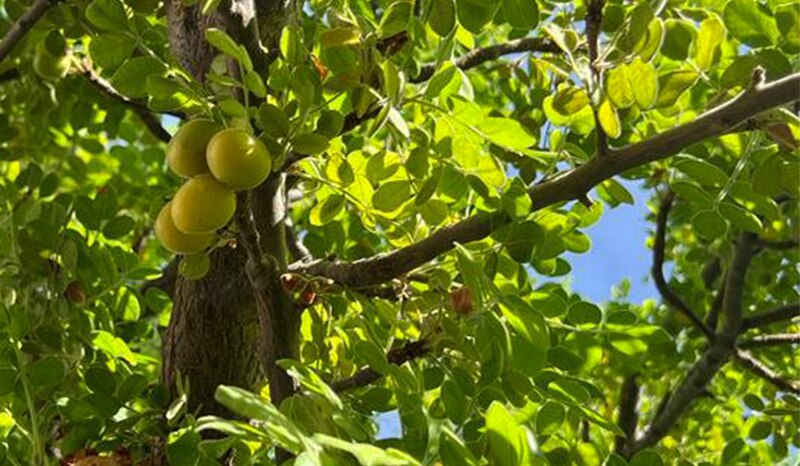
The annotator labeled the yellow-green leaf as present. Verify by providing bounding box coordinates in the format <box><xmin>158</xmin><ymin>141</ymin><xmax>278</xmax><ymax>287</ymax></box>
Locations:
<box><xmin>598</xmin><ymin>99</ymin><xmax>621</xmax><ymax>139</ymax></box>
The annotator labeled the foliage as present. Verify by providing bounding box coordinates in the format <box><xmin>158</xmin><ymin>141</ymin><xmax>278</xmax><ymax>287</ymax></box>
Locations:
<box><xmin>0</xmin><ymin>0</ymin><xmax>798</xmax><ymax>465</ymax></box>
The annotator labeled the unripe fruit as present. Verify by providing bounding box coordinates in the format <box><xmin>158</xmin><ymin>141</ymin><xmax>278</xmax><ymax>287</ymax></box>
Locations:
<box><xmin>206</xmin><ymin>129</ymin><xmax>272</xmax><ymax>190</ymax></box>
<box><xmin>167</xmin><ymin>120</ymin><xmax>221</xmax><ymax>178</ymax></box>
<box><xmin>33</xmin><ymin>42</ymin><xmax>70</xmax><ymax>80</ymax></box>
<box><xmin>171</xmin><ymin>175</ymin><xmax>236</xmax><ymax>233</ymax></box>
<box><xmin>154</xmin><ymin>201</ymin><xmax>215</xmax><ymax>254</ymax></box>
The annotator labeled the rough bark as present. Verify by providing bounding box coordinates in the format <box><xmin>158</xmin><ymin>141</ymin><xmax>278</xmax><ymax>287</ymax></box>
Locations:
<box><xmin>162</xmin><ymin>0</ymin><xmax>293</xmax><ymax>419</ymax></box>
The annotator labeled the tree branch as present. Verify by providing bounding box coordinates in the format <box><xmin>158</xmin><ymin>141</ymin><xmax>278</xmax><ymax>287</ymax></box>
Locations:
<box><xmin>741</xmin><ymin>303</ymin><xmax>800</xmax><ymax>331</ymax></box>
<box><xmin>411</xmin><ymin>37</ymin><xmax>561</xmax><ymax>83</ymax></box>
<box><xmin>614</xmin><ymin>374</ymin><xmax>639</xmax><ymax>455</ymax></box>
<box><xmin>79</xmin><ymin>64</ymin><xmax>175</xmax><ymax>142</ymax></box>
<box><xmin>626</xmin><ymin>233</ymin><xmax>757</xmax><ymax>457</ymax></box>
<box><xmin>585</xmin><ymin>0</ymin><xmax>608</xmax><ymax>155</ymax></box>
<box><xmin>755</xmin><ymin>238</ymin><xmax>799</xmax><ymax>251</ymax></box>
<box><xmin>330</xmin><ymin>339</ymin><xmax>430</xmax><ymax>393</ymax></box>
<box><xmin>292</xmin><ymin>73</ymin><xmax>800</xmax><ymax>288</ymax></box>
<box><xmin>739</xmin><ymin>333</ymin><xmax>800</xmax><ymax>349</ymax></box>
<box><xmin>652</xmin><ymin>191</ymin><xmax>714</xmax><ymax>339</ymax></box>
<box><xmin>733</xmin><ymin>349</ymin><xmax>800</xmax><ymax>394</ymax></box>
<box><xmin>0</xmin><ymin>0</ymin><xmax>59</xmax><ymax>64</ymax></box>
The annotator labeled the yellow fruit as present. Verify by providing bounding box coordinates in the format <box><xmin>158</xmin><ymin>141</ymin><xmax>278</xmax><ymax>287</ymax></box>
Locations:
<box><xmin>167</xmin><ymin>119</ymin><xmax>221</xmax><ymax>178</ymax></box>
<box><xmin>206</xmin><ymin>129</ymin><xmax>272</xmax><ymax>190</ymax></box>
<box><xmin>33</xmin><ymin>42</ymin><xmax>70</xmax><ymax>80</ymax></box>
<box><xmin>154</xmin><ymin>202</ymin><xmax>215</xmax><ymax>254</ymax></box>
<box><xmin>171</xmin><ymin>174</ymin><xmax>236</xmax><ymax>233</ymax></box>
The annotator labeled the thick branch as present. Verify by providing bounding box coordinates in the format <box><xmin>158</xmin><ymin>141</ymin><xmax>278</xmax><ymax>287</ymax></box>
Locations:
<box><xmin>292</xmin><ymin>73</ymin><xmax>800</xmax><ymax>288</ymax></box>
<box><xmin>627</xmin><ymin>234</ymin><xmax>757</xmax><ymax>457</ymax></box>
<box><xmin>734</xmin><ymin>349</ymin><xmax>800</xmax><ymax>394</ymax></box>
<box><xmin>411</xmin><ymin>37</ymin><xmax>561</xmax><ymax>83</ymax></box>
<box><xmin>739</xmin><ymin>333</ymin><xmax>800</xmax><ymax>349</ymax></box>
<box><xmin>79</xmin><ymin>65</ymin><xmax>174</xmax><ymax>142</ymax></box>
<box><xmin>0</xmin><ymin>0</ymin><xmax>58</xmax><ymax>63</ymax></box>
<box><xmin>741</xmin><ymin>303</ymin><xmax>800</xmax><ymax>331</ymax></box>
<box><xmin>756</xmin><ymin>238</ymin><xmax>799</xmax><ymax>251</ymax></box>
<box><xmin>330</xmin><ymin>339</ymin><xmax>430</xmax><ymax>393</ymax></box>
<box><xmin>652</xmin><ymin>191</ymin><xmax>714</xmax><ymax>339</ymax></box>
<box><xmin>614</xmin><ymin>374</ymin><xmax>639</xmax><ymax>454</ymax></box>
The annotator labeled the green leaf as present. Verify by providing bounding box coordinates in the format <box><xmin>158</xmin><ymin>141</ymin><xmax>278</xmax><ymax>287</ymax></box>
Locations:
<box><xmin>103</xmin><ymin>215</ymin><xmax>134</xmax><ymax>239</ymax></box>
<box><xmin>0</xmin><ymin>412</ymin><xmax>14</xmax><ymax>440</ymax></box>
<box><xmin>502</xmin><ymin>0</ymin><xmax>539</xmax><ymax>30</ymax></box>
<box><xmin>479</xmin><ymin>117</ymin><xmax>536</xmax><ymax>151</ymax></box>
<box><xmin>291</xmin><ymin>133</ymin><xmax>329</xmax><ymax>155</ymax></box>
<box><xmin>567</xmin><ymin>302</ymin><xmax>602</xmax><ymax>325</ymax></box>
<box><xmin>440</xmin><ymin>379</ymin><xmax>468</xmax><ymax>423</ymax></box>
<box><xmin>749</xmin><ymin>421</ymin><xmax>772</xmax><ymax>440</ymax></box>
<box><xmin>662</xmin><ymin>19</ymin><xmax>695</xmax><ymax>61</ymax></box>
<box><xmin>630</xmin><ymin>449</ymin><xmax>664</xmax><ymax>466</ymax></box>
<box><xmin>205</xmin><ymin>28</ymin><xmax>253</xmax><ymax>71</ymax></box>
<box><xmin>166</xmin><ymin>428</ymin><xmax>200</xmax><ymax>466</ymax></box>
<box><xmin>256</xmin><ymin>103</ymin><xmax>290</xmax><ymax>138</ymax></box>
<box><xmin>88</xmin><ymin>33</ymin><xmax>135</xmax><ymax>71</ymax></box>
<box><xmin>321</xmin><ymin>27</ymin><xmax>361</xmax><ymax>48</ymax></box>
<box><xmin>86</xmin><ymin>0</ymin><xmax>128</xmax><ymax>31</ymax></box>
<box><xmin>598</xmin><ymin>99</ymin><xmax>621</xmax><ymax>139</ymax></box>
<box><xmin>0</xmin><ymin>367</ymin><xmax>17</xmax><ymax>396</ymax></box>
<box><xmin>627</xmin><ymin>58</ymin><xmax>658</xmax><ymax>109</ymax></box>
<box><xmin>724</xmin><ymin>0</ymin><xmax>779</xmax><ymax>47</ymax></box>
<box><xmin>111</xmin><ymin>57</ymin><xmax>167</xmax><ymax>99</ymax></box>
<box><xmin>535</xmin><ymin>401</ymin><xmax>565</xmax><ymax>434</ymax></box>
<box><xmin>29</xmin><ymin>356</ymin><xmax>65</xmax><ymax>387</ymax></box>
<box><xmin>313</xmin><ymin>434</ymin><xmax>421</xmax><ymax>466</ymax></box>
<box><xmin>672</xmin><ymin>181</ymin><xmax>713</xmax><ymax>204</ymax></box>
<box><xmin>602</xmin><ymin>178</ymin><xmax>634</xmax><ymax>205</ymax></box>
<box><xmin>694</xmin><ymin>15</ymin><xmax>726</xmax><ymax>71</ymax></box>
<box><xmin>692</xmin><ymin>209</ymin><xmax>728</xmax><ymax>240</ymax></box>
<box><xmin>775</xmin><ymin>3</ymin><xmax>800</xmax><ymax>53</ymax></box>
<box><xmin>719</xmin><ymin>202</ymin><xmax>762</xmax><ymax>233</ymax></box>
<box><xmin>606</xmin><ymin>65</ymin><xmax>633</xmax><ymax>109</ymax></box>
<box><xmin>380</xmin><ymin>1</ymin><xmax>412</xmax><ymax>38</ymax></box>
<box><xmin>372</xmin><ymin>180</ymin><xmax>411</xmax><ymax>212</ymax></box>
<box><xmin>485</xmin><ymin>401</ymin><xmax>527</xmax><ymax>466</ymax></box>
<box><xmin>92</xmin><ymin>331</ymin><xmax>137</xmax><ymax>364</ymax></box>
<box><xmin>654</xmin><ymin>70</ymin><xmax>698</xmax><ymax>108</ymax></box>
<box><xmin>428</xmin><ymin>0</ymin><xmax>456</xmax><ymax>37</ymax></box>
<box><xmin>457</xmin><ymin>0</ymin><xmax>501</xmax><ymax>34</ymax></box>
<box><xmin>673</xmin><ymin>156</ymin><xmax>728</xmax><ymax>187</ymax></box>
<box><xmin>214</xmin><ymin>386</ymin><xmax>305</xmax><ymax>453</ymax></box>
<box><xmin>504</xmin><ymin>221</ymin><xmax>541</xmax><ymax>264</ymax></box>
<box><xmin>552</xmin><ymin>86</ymin><xmax>590</xmax><ymax>115</ymax></box>
<box><xmin>618</xmin><ymin>3</ymin><xmax>654</xmax><ymax>53</ymax></box>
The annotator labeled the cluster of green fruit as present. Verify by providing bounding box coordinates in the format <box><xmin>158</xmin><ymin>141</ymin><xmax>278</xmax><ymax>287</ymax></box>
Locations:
<box><xmin>33</xmin><ymin>35</ymin><xmax>71</xmax><ymax>81</ymax></box>
<box><xmin>155</xmin><ymin>120</ymin><xmax>272</xmax><ymax>276</ymax></box>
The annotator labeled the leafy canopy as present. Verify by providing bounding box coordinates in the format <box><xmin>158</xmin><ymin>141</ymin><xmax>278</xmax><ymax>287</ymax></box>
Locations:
<box><xmin>0</xmin><ymin>0</ymin><xmax>798</xmax><ymax>465</ymax></box>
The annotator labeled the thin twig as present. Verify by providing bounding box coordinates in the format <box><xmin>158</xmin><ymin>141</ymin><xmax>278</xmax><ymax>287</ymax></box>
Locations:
<box><xmin>734</xmin><ymin>349</ymin><xmax>800</xmax><ymax>394</ymax></box>
<box><xmin>585</xmin><ymin>0</ymin><xmax>608</xmax><ymax>155</ymax></box>
<box><xmin>331</xmin><ymin>339</ymin><xmax>430</xmax><ymax>393</ymax></box>
<box><xmin>739</xmin><ymin>333</ymin><xmax>800</xmax><ymax>349</ymax></box>
<box><xmin>0</xmin><ymin>0</ymin><xmax>59</xmax><ymax>63</ymax></box>
<box><xmin>79</xmin><ymin>64</ymin><xmax>175</xmax><ymax>142</ymax></box>
<box><xmin>652</xmin><ymin>191</ymin><xmax>714</xmax><ymax>339</ymax></box>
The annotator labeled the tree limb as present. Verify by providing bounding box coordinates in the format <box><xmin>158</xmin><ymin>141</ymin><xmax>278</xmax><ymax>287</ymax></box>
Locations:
<box><xmin>330</xmin><ymin>339</ymin><xmax>430</xmax><ymax>393</ymax></box>
<box><xmin>411</xmin><ymin>37</ymin><xmax>561</xmax><ymax>83</ymax></box>
<box><xmin>652</xmin><ymin>191</ymin><xmax>714</xmax><ymax>339</ymax></box>
<box><xmin>614</xmin><ymin>374</ymin><xmax>640</xmax><ymax>455</ymax></box>
<box><xmin>755</xmin><ymin>238</ymin><xmax>799</xmax><ymax>251</ymax></box>
<box><xmin>739</xmin><ymin>333</ymin><xmax>800</xmax><ymax>349</ymax></box>
<box><xmin>733</xmin><ymin>349</ymin><xmax>800</xmax><ymax>394</ymax></box>
<box><xmin>0</xmin><ymin>0</ymin><xmax>59</xmax><ymax>64</ymax></box>
<box><xmin>626</xmin><ymin>234</ymin><xmax>757</xmax><ymax>457</ymax></box>
<box><xmin>292</xmin><ymin>73</ymin><xmax>800</xmax><ymax>287</ymax></box>
<box><xmin>585</xmin><ymin>0</ymin><xmax>608</xmax><ymax>155</ymax></box>
<box><xmin>79</xmin><ymin>64</ymin><xmax>174</xmax><ymax>142</ymax></box>
<box><xmin>741</xmin><ymin>303</ymin><xmax>800</xmax><ymax>331</ymax></box>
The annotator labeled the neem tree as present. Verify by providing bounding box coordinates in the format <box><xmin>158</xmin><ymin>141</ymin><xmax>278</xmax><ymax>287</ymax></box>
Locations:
<box><xmin>0</xmin><ymin>0</ymin><xmax>798</xmax><ymax>464</ymax></box>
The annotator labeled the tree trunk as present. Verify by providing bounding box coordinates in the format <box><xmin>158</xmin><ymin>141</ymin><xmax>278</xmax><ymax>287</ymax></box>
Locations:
<box><xmin>162</xmin><ymin>0</ymin><xmax>297</xmax><ymax>425</ymax></box>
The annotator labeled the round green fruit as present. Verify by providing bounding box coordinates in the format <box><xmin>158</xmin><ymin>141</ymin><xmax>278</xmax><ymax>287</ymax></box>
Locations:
<box><xmin>171</xmin><ymin>174</ymin><xmax>236</xmax><ymax>233</ymax></box>
<box><xmin>33</xmin><ymin>43</ymin><xmax>70</xmax><ymax>81</ymax></box>
<box><xmin>206</xmin><ymin>129</ymin><xmax>272</xmax><ymax>190</ymax></box>
<box><xmin>167</xmin><ymin>119</ymin><xmax>221</xmax><ymax>178</ymax></box>
<box><xmin>154</xmin><ymin>202</ymin><xmax>215</xmax><ymax>254</ymax></box>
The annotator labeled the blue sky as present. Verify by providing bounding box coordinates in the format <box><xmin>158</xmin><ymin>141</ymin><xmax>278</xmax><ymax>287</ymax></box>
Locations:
<box><xmin>563</xmin><ymin>180</ymin><xmax>657</xmax><ymax>304</ymax></box>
